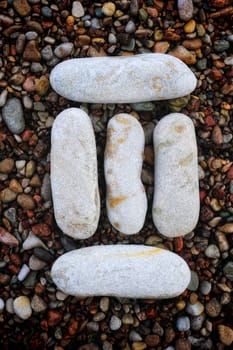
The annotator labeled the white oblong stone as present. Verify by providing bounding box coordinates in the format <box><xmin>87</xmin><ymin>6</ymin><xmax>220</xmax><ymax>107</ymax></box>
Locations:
<box><xmin>152</xmin><ymin>113</ymin><xmax>199</xmax><ymax>237</ymax></box>
<box><xmin>51</xmin><ymin>245</ymin><xmax>191</xmax><ymax>299</ymax></box>
<box><xmin>104</xmin><ymin>114</ymin><xmax>147</xmax><ymax>234</ymax></box>
<box><xmin>50</xmin><ymin>53</ymin><xmax>197</xmax><ymax>103</ymax></box>
<box><xmin>51</xmin><ymin>108</ymin><xmax>100</xmax><ymax>240</ymax></box>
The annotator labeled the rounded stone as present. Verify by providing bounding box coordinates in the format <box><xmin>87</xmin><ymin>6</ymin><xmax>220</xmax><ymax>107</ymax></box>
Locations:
<box><xmin>72</xmin><ymin>1</ymin><xmax>85</xmax><ymax>17</ymax></box>
<box><xmin>31</xmin><ymin>294</ymin><xmax>47</xmax><ymax>313</ymax></box>
<box><xmin>102</xmin><ymin>2</ymin><xmax>116</xmax><ymax>17</ymax></box>
<box><xmin>206</xmin><ymin>298</ymin><xmax>222</xmax><ymax>318</ymax></box>
<box><xmin>223</xmin><ymin>261</ymin><xmax>233</xmax><ymax>281</ymax></box>
<box><xmin>0</xmin><ymin>158</ymin><xmax>14</xmax><ymax>174</ymax></box>
<box><xmin>204</xmin><ymin>244</ymin><xmax>220</xmax><ymax>259</ymax></box>
<box><xmin>2</xmin><ymin>98</ymin><xmax>25</xmax><ymax>134</ymax></box>
<box><xmin>110</xmin><ymin>315</ymin><xmax>122</xmax><ymax>331</ymax></box>
<box><xmin>152</xmin><ymin>113</ymin><xmax>199</xmax><ymax>237</ymax></box>
<box><xmin>186</xmin><ymin>301</ymin><xmax>204</xmax><ymax>316</ymax></box>
<box><xmin>50</xmin><ymin>54</ymin><xmax>197</xmax><ymax>103</ymax></box>
<box><xmin>199</xmin><ymin>280</ymin><xmax>212</xmax><ymax>295</ymax></box>
<box><xmin>51</xmin><ymin>245</ymin><xmax>191</xmax><ymax>299</ymax></box>
<box><xmin>13</xmin><ymin>296</ymin><xmax>32</xmax><ymax>320</ymax></box>
<box><xmin>176</xmin><ymin>316</ymin><xmax>190</xmax><ymax>331</ymax></box>
<box><xmin>104</xmin><ymin>114</ymin><xmax>147</xmax><ymax>235</ymax></box>
<box><xmin>54</xmin><ymin>42</ymin><xmax>74</xmax><ymax>59</ymax></box>
<box><xmin>51</xmin><ymin>108</ymin><xmax>100</xmax><ymax>240</ymax></box>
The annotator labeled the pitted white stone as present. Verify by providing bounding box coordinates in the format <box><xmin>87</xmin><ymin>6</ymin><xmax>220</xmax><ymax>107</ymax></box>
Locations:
<box><xmin>152</xmin><ymin>113</ymin><xmax>199</xmax><ymax>237</ymax></box>
<box><xmin>51</xmin><ymin>108</ymin><xmax>100</xmax><ymax>240</ymax></box>
<box><xmin>51</xmin><ymin>245</ymin><xmax>191</xmax><ymax>299</ymax></box>
<box><xmin>104</xmin><ymin>114</ymin><xmax>147</xmax><ymax>234</ymax></box>
<box><xmin>50</xmin><ymin>53</ymin><xmax>197</xmax><ymax>103</ymax></box>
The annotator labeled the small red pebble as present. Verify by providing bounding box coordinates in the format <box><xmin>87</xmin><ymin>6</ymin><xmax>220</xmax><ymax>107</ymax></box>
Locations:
<box><xmin>204</xmin><ymin>115</ymin><xmax>216</xmax><ymax>127</ymax></box>
<box><xmin>174</xmin><ymin>236</ymin><xmax>184</xmax><ymax>252</ymax></box>
<box><xmin>22</xmin><ymin>130</ymin><xmax>33</xmax><ymax>142</ymax></box>
<box><xmin>68</xmin><ymin>318</ymin><xmax>79</xmax><ymax>336</ymax></box>
<box><xmin>229</xmin><ymin>194</ymin><xmax>233</xmax><ymax>202</ymax></box>
<box><xmin>40</xmin><ymin>319</ymin><xmax>48</xmax><ymax>331</ymax></box>
<box><xmin>47</xmin><ymin>310</ymin><xmax>62</xmax><ymax>327</ymax></box>
<box><xmin>227</xmin><ymin>166</ymin><xmax>233</xmax><ymax>179</ymax></box>
<box><xmin>33</xmin><ymin>194</ymin><xmax>41</xmax><ymax>204</ymax></box>
<box><xmin>31</xmin><ymin>223</ymin><xmax>51</xmax><ymax>238</ymax></box>
<box><xmin>199</xmin><ymin>190</ymin><xmax>207</xmax><ymax>201</ymax></box>
<box><xmin>146</xmin><ymin>308</ymin><xmax>157</xmax><ymax>318</ymax></box>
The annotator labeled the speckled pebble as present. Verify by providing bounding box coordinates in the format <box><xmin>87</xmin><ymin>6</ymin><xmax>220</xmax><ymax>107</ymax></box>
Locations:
<box><xmin>2</xmin><ymin>98</ymin><xmax>25</xmax><ymax>134</ymax></box>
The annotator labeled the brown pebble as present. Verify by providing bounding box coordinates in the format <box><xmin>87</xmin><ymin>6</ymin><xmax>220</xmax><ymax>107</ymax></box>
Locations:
<box><xmin>0</xmin><ymin>158</ymin><xmax>14</xmax><ymax>174</ymax></box>
<box><xmin>0</xmin><ymin>188</ymin><xmax>17</xmax><ymax>203</ymax></box>
<box><xmin>132</xmin><ymin>342</ymin><xmax>147</xmax><ymax>350</ymax></box>
<box><xmin>9</xmin><ymin>179</ymin><xmax>23</xmax><ymax>193</ymax></box>
<box><xmin>211</xmin><ymin>125</ymin><xmax>223</xmax><ymax>144</ymax></box>
<box><xmin>182</xmin><ymin>38</ymin><xmax>202</xmax><ymax>50</ymax></box>
<box><xmin>200</xmin><ymin>205</ymin><xmax>214</xmax><ymax>222</ymax></box>
<box><xmin>206</xmin><ymin>298</ymin><xmax>222</xmax><ymax>318</ymax></box>
<box><xmin>153</xmin><ymin>41</ymin><xmax>170</xmax><ymax>53</ymax></box>
<box><xmin>0</xmin><ymin>273</ymin><xmax>11</xmax><ymax>285</ymax></box>
<box><xmin>13</xmin><ymin>0</ymin><xmax>31</xmax><ymax>17</ymax></box>
<box><xmin>145</xmin><ymin>334</ymin><xmax>160</xmax><ymax>347</ymax></box>
<box><xmin>218</xmin><ymin>223</ymin><xmax>233</xmax><ymax>234</ymax></box>
<box><xmin>17</xmin><ymin>193</ymin><xmax>35</xmax><ymax>209</ymax></box>
<box><xmin>47</xmin><ymin>310</ymin><xmax>63</xmax><ymax>327</ymax></box>
<box><xmin>30</xmin><ymin>174</ymin><xmax>41</xmax><ymax>187</ymax></box>
<box><xmin>35</xmin><ymin>76</ymin><xmax>50</xmax><ymax>96</ymax></box>
<box><xmin>0</xmin><ymin>226</ymin><xmax>19</xmax><ymax>246</ymax></box>
<box><xmin>144</xmin><ymin>146</ymin><xmax>154</xmax><ymax>166</ymax></box>
<box><xmin>9</xmin><ymin>73</ymin><xmax>25</xmax><ymax>86</ymax></box>
<box><xmin>23</xmin><ymin>40</ymin><xmax>41</xmax><ymax>62</ymax></box>
<box><xmin>31</xmin><ymin>223</ymin><xmax>51</xmax><ymax>239</ymax></box>
<box><xmin>169</xmin><ymin>45</ymin><xmax>196</xmax><ymax>65</ymax></box>
<box><xmin>165</xmin><ymin>327</ymin><xmax>176</xmax><ymax>343</ymax></box>
<box><xmin>218</xmin><ymin>325</ymin><xmax>233</xmax><ymax>346</ymax></box>
<box><xmin>175</xmin><ymin>338</ymin><xmax>191</xmax><ymax>350</ymax></box>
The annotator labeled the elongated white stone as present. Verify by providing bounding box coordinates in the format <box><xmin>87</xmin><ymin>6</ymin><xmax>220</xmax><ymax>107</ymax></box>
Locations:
<box><xmin>104</xmin><ymin>114</ymin><xmax>147</xmax><ymax>234</ymax></box>
<box><xmin>51</xmin><ymin>108</ymin><xmax>100</xmax><ymax>239</ymax></box>
<box><xmin>50</xmin><ymin>53</ymin><xmax>197</xmax><ymax>103</ymax></box>
<box><xmin>152</xmin><ymin>113</ymin><xmax>199</xmax><ymax>237</ymax></box>
<box><xmin>51</xmin><ymin>245</ymin><xmax>191</xmax><ymax>299</ymax></box>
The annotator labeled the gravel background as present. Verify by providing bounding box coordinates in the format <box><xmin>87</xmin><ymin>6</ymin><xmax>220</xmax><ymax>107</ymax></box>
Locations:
<box><xmin>0</xmin><ymin>0</ymin><xmax>233</xmax><ymax>349</ymax></box>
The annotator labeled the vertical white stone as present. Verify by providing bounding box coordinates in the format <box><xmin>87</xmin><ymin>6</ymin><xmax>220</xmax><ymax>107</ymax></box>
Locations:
<box><xmin>153</xmin><ymin>113</ymin><xmax>199</xmax><ymax>237</ymax></box>
<box><xmin>51</xmin><ymin>108</ymin><xmax>100</xmax><ymax>239</ymax></box>
<box><xmin>104</xmin><ymin>114</ymin><xmax>147</xmax><ymax>234</ymax></box>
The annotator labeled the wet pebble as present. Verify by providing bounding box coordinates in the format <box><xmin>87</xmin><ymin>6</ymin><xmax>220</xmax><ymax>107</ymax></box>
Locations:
<box><xmin>190</xmin><ymin>314</ymin><xmax>205</xmax><ymax>331</ymax></box>
<box><xmin>109</xmin><ymin>315</ymin><xmax>122</xmax><ymax>331</ymax></box>
<box><xmin>13</xmin><ymin>296</ymin><xmax>32</xmax><ymax>320</ymax></box>
<box><xmin>17</xmin><ymin>264</ymin><xmax>30</xmax><ymax>282</ymax></box>
<box><xmin>186</xmin><ymin>301</ymin><xmax>204</xmax><ymax>316</ymax></box>
<box><xmin>0</xmin><ymin>298</ymin><xmax>4</xmax><ymax>312</ymax></box>
<box><xmin>72</xmin><ymin>1</ymin><xmax>85</xmax><ymax>17</ymax></box>
<box><xmin>54</xmin><ymin>43</ymin><xmax>74</xmax><ymax>59</ymax></box>
<box><xmin>31</xmin><ymin>294</ymin><xmax>47</xmax><ymax>313</ymax></box>
<box><xmin>29</xmin><ymin>255</ymin><xmax>47</xmax><ymax>271</ymax></box>
<box><xmin>176</xmin><ymin>316</ymin><xmax>190</xmax><ymax>331</ymax></box>
<box><xmin>205</xmin><ymin>298</ymin><xmax>221</xmax><ymax>318</ymax></box>
<box><xmin>199</xmin><ymin>281</ymin><xmax>212</xmax><ymax>295</ymax></box>
<box><xmin>204</xmin><ymin>244</ymin><xmax>220</xmax><ymax>258</ymax></box>
<box><xmin>2</xmin><ymin>98</ymin><xmax>25</xmax><ymax>134</ymax></box>
<box><xmin>223</xmin><ymin>261</ymin><xmax>233</xmax><ymax>281</ymax></box>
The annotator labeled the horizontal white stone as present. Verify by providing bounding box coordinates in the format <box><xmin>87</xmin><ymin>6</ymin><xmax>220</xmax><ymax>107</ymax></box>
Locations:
<box><xmin>50</xmin><ymin>53</ymin><xmax>197</xmax><ymax>103</ymax></box>
<box><xmin>51</xmin><ymin>245</ymin><xmax>191</xmax><ymax>299</ymax></box>
<box><xmin>104</xmin><ymin>114</ymin><xmax>147</xmax><ymax>234</ymax></box>
<box><xmin>51</xmin><ymin>108</ymin><xmax>100</xmax><ymax>240</ymax></box>
<box><xmin>152</xmin><ymin>113</ymin><xmax>199</xmax><ymax>237</ymax></box>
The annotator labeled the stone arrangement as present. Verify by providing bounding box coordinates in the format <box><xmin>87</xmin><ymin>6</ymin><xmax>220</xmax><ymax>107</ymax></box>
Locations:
<box><xmin>50</xmin><ymin>53</ymin><xmax>199</xmax><ymax>299</ymax></box>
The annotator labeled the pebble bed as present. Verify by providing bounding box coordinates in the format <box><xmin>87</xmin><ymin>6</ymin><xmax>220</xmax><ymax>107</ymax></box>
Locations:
<box><xmin>0</xmin><ymin>0</ymin><xmax>233</xmax><ymax>349</ymax></box>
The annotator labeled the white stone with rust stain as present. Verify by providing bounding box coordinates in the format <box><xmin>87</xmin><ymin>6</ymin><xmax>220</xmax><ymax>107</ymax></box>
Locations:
<box><xmin>104</xmin><ymin>114</ymin><xmax>147</xmax><ymax>234</ymax></box>
<box><xmin>51</xmin><ymin>108</ymin><xmax>100</xmax><ymax>240</ymax></box>
<box><xmin>152</xmin><ymin>113</ymin><xmax>199</xmax><ymax>237</ymax></box>
<box><xmin>50</xmin><ymin>53</ymin><xmax>197</xmax><ymax>103</ymax></box>
<box><xmin>51</xmin><ymin>245</ymin><xmax>191</xmax><ymax>299</ymax></box>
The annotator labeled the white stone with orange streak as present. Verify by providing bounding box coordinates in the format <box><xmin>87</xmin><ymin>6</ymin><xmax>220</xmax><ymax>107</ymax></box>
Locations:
<box><xmin>51</xmin><ymin>245</ymin><xmax>191</xmax><ymax>298</ymax></box>
<box><xmin>50</xmin><ymin>53</ymin><xmax>197</xmax><ymax>103</ymax></box>
<box><xmin>51</xmin><ymin>108</ymin><xmax>100</xmax><ymax>240</ymax></box>
<box><xmin>152</xmin><ymin>113</ymin><xmax>199</xmax><ymax>237</ymax></box>
<box><xmin>104</xmin><ymin>114</ymin><xmax>147</xmax><ymax>235</ymax></box>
